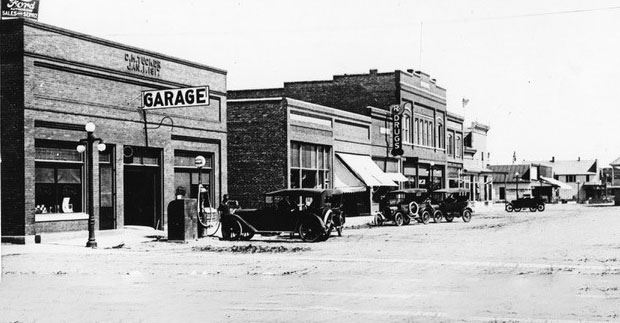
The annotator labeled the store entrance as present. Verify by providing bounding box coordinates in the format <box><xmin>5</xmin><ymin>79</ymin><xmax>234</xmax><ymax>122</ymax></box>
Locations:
<box><xmin>123</xmin><ymin>166</ymin><xmax>161</xmax><ymax>228</ymax></box>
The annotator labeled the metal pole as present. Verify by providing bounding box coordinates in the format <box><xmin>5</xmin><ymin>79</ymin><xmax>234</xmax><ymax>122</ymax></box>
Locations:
<box><xmin>86</xmin><ymin>131</ymin><xmax>97</xmax><ymax>248</ymax></box>
<box><xmin>142</xmin><ymin>109</ymin><xmax>149</xmax><ymax>148</ymax></box>
<box><xmin>197</xmin><ymin>165</ymin><xmax>204</xmax><ymax>238</ymax></box>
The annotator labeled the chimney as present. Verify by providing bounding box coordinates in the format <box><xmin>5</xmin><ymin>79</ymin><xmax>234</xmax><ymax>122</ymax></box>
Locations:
<box><xmin>369</xmin><ymin>69</ymin><xmax>378</xmax><ymax>75</ymax></box>
<box><xmin>430</xmin><ymin>78</ymin><xmax>437</xmax><ymax>83</ymax></box>
<box><xmin>551</xmin><ymin>156</ymin><xmax>555</xmax><ymax>163</ymax></box>
<box><xmin>406</xmin><ymin>69</ymin><xmax>415</xmax><ymax>73</ymax></box>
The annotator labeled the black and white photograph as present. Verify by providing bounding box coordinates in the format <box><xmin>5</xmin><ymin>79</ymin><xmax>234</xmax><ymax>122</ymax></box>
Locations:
<box><xmin>1</xmin><ymin>0</ymin><xmax>620</xmax><ymax>321</ymax></box>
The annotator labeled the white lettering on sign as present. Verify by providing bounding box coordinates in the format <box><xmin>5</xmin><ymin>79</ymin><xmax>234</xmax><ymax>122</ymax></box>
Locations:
<box><xmin>142</xmin><ymin>86</ymin><xmax>210</xmax><ymax>110</ymax></box>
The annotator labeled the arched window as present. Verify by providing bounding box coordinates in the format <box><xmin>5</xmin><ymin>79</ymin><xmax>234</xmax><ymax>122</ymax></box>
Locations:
<box><xmin>422</xmin><ymin>121</ymin><xmax>427</xmax><ymax>146</ymax></box>
<box><xmin>437</xmin><ymin>122</ymin><xmax>443</xmax><ymax>148</ymax></box>
<box><xmin>403</xmin><ymin>115</ymin><xmax>411</xmax><ymax>143</ymax></box>
<box><xmin>427</xmin><ymin>122</ymin><xmax>433</xmax><ymax>146</ymax></box>
<box><xmin>415</xmin><ymin>119</ymin><xmax>420</xmax><ymax>145</ymax></box>
<box><xmin>447</xmin><ymin>133</ymin><xmax>454</xmax><ymax>155</ymax></box>
<box><xmin>456</xmin><ymin>135</ymin><xmax>462</xmax><ymax>158</ymax></box>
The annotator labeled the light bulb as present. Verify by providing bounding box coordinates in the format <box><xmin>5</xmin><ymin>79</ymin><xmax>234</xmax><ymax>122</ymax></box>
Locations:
<box><xmin>97</xmin><ymin>143</ymin><xmax>106</xmax><ymax>152</ymax></box>
<box><xmin>85</xmin><ymin>122</ymin><xmax>96</xmax><ymax>132</ymax></box>
<box><xmin>76</xmin><ymin>145</ymin><xmax>86</xmax><ymax>153</ymax></box>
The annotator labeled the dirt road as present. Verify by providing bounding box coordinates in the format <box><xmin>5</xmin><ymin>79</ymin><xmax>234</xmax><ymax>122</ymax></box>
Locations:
<box><xmin>1</xmin><ymin>204</ymin><xmax>619</xmax><ymax>322</ymax></box>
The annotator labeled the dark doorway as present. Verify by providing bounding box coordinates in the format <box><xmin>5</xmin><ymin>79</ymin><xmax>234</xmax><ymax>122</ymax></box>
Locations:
<box><xmin>99</xmin><ymin>144</ymin><xmax>116</xmax><ymax>230</ymax></box>
<box><xmin>124</xmin><ymin>166</ymin><xmax>161</xmax><ymax>228</ymax></box>
<box><xmin>499</xmin><ymin>187</ymin><xmax>506</xmax><ymax>200</ymax></box>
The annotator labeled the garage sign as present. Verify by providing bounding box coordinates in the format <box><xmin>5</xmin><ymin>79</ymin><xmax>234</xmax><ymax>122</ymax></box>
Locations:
<box><xmin>390</xmin><ymin>104</ymin><xmax>404</xmax><ymax>156</ymax></box>
<box><xmin>1</xmin><ymin>0</ymin><xmax>40</xmax><ymax>20</ymax></box>
<box><xmin>142</xmin><ymin>86</ymin><xmax>209</xmax><ymax>110</ymax></box>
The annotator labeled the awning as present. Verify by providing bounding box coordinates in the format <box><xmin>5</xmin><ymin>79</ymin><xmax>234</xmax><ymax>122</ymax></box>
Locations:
<box><xmin>540</xmin><ymin>176</ymin><xmax>572</xmax><ymax>189</ymax></box>
<box><xmin>385</xmin><ymin>172</ymin><xmax>408</xmax><ymax>182</ymax></box>
<box><xmin>336</xmin><ymin>153</ymin><xmax>398</xmax><ymax>187</ymax></box>
<box><xmin>333</xmin><ymin>156</ymin><xmax>367</xmax><ymax>193</ymax></box>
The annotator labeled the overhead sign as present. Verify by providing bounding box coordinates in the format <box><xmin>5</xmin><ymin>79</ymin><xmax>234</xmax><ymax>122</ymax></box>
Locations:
<box><xmin>1</xmin><ymin>0</ymin><xmax>39</xmax><ymax>20</ymax></box>
<box><xmin>390</xmin><ymin>104</ymin><xmax>404</xmax><ymax>156</ymax></box>
<box><xmin>142</xmin><ymin>86</ymin><xmax>209</xmax><ymax>110</ymax></box>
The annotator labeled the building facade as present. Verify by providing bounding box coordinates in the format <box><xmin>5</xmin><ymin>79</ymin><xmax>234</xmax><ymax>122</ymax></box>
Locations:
<box><xmin>534</xmin><ymin>157</ymin><xmax>601</xmax><ymax>202</ymax></box>
<box><xmin>462</xmin><ymin>122</ymin><xmax>493</xmax><ymax>202</ymax></box>
<box><xmin>227</xmin><ymin>94</ymin><xmax>394</xmax><ymax>216</ymax></box>
<box><xmin>1</xmin><ymin>20</ymin><xmax>227</xmax><ymax>242</ymax></box>
<box><xmin>282</xmin><ymin>69</ymin><xmax>464</xmax><ymax>191</ymax></box>
<box><xmin>488</xmin><ymin>163</ymin><xmax>554</xmax><ymax>202</ymax></box>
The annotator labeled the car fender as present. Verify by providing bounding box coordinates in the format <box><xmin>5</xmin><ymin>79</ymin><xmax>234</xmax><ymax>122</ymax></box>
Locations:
<box><xmin>223</xmin><ymin>213</ymin><xmax>258</xmax><ymax>233</ymax></box>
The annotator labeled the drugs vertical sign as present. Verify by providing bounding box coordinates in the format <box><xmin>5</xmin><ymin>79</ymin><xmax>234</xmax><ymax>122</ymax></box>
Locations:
<box><xmin>1</xmin><ymin>0</ymin><xmax>40</xmax><ymax>20</ymax></box>
<box><xmin>390</xmin><ymin>104</ymin><xmax>404</xmax><ymax>156</ymax></box>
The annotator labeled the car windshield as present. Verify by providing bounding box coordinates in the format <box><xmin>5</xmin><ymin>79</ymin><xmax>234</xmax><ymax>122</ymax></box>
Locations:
<box><xmin>386</xmin><ymin>193</ymin><xmax>405</xmax><ymax>205</ymax></box>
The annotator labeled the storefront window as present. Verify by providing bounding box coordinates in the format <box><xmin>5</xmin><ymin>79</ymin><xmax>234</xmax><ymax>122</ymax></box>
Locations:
<box><xmin>35</xmin><ymin>141</ymin><xmax>83</xmax><ymax>214</ymax></box>
<box><xmin>403</xmin><ymin>115</ymin><xmax>411</xmax><ymax>143</ymax></box>
<box><xmin>290</xmin><ymin>142</ymin><xmax>331</xmax><ymax>189</ymax></box>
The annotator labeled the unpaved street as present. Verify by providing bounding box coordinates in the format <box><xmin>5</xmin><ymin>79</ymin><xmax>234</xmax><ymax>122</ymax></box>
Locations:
<box><xmin>2</xmin><ymin>204</ymin><xmax>619</xmax><ymax>322</ymax></box>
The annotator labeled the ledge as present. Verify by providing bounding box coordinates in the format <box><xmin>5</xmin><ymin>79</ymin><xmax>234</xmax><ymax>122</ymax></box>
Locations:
<box><xmin>35</xmin><ymin>213</ymin><xmax>89</xmax><ymax>222</ymax></box>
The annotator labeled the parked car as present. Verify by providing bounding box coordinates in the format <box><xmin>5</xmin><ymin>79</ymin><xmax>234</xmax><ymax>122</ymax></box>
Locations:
<box><xmin>376</xmin><ymin>188</ymin><xmax>434</xmax><ymax>226</ymax></box>
<box><xmin>505</xmin><ymin>197</ymin><xmax>545</xmax><ymax>212</ymax></box>
<box><xmin>429</xmin><ymin>188</ymin><xmax>474</xmax><ymax>223</ymax></box>
<box><xmin>221</xmin><ymin>189</ymin><xmax>345</xmax><ymax>242</ymax></box>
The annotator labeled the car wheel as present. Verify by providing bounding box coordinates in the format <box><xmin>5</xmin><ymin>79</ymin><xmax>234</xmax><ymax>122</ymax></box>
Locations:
<box><xmin>394</xmin><ymin>212</ymin><xmax>404</xmax><ymax>226</ymax></box>
<box><xmin>462</xmin><ymin>209</ymin><xmax>472</xmax><ymax>223</ymax></box>
<box><xmin>403</xmin><ymin>215</ymin><xmax>411</xmax><ymax>225</ymax></box>
<box><xmin>529</xmin><ymin>207</ymin><xmax>537</xmax><ymax>212</ymax></box>
<box><xmin>433</xmin><ymin>210</ymin><xmax>443</xmax><ymax>223</ymax></box>
<box><xmin>298</xmin><ymin>216</ymin><xmax>324</xmax><ymax>242</ymax></box>
<box><xmin>444</xmin><ymin>214</ymin><xmax>454</xmax><ymax>222</ymax></box>
<box><xmin>505</xmin><ymin>203</ymin><xmax>514</xmax><ymax>212</ymax></box>
<box><xmin>514</xmin><ymin>208</ymin><xmax>521</xmax><ymax>212</ymax></box>
<box><xmin>222</xmin><ymin>220</ymin><xmax>242</xmax><ymax>241</ymax></box>
<box><xmin>537</xmin><ymin>203</ymin><xmax>545</xmax><ymax>212</ymax></box>
<box><xmin>421</xmin><ymin>210</ymin><xmax>430</xmax><ymax>225</ymax></box>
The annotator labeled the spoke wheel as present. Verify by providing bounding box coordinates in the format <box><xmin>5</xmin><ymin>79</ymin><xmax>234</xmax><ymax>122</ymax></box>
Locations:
<box><xmin>374</xmin><ymin>213</ymin><xmax>384</xmax><ymax>226</ymax></box>
<box><xmin>394</xmin><ymin>212</ymin><xmax>404</xmax><ymax>226</ymax></box>
<box><xmin>514</xmin><ymin>208</ymin><xmax>521</xmax><ymax>213</ymax></box>
<box><xmin>433</xmin><ymin>210</ymin><xmax>443</xmax><ymax>223</ymax></box>
<box><xmin>222</xmin><ymin>220</ymin><xmax>242</xmax><ymax>241</ymax></box>
<box><xmin>239</xmin><ymin>231</ymin><xmax>255</xmax><ymax>241</ymax></box>
<box><xmin>299</xmin><ymin>217</ymin><xmax>324</xmax><ymax>242</ymax></box>
<box><xmin>403</xmin><ymin>215</ymin><xmax>411</xmax><ymax>225</ymax></box>
<box><xmin>421</xmin><ymin>210</ymin><xmax>431</xmax><ymax>225</ymax></box>
<box><xmin>444</xmin><ymin>214</ymin><xmax>454</xmax><ymax>222</ymax></box>
<box><xmin>537</xmin><ymin>203</ymin><xmax>545</xmax><ymax>212</ymax></box>
<box><xmin>462</xmin><ymin>209</ymin><xmax>472</xmax><ymax>223</ymax></box>
<box><xmin>505</xmin><ymin>204</ymin><xmax>514</xmax><ymax>212</ymax></box>
<box><xmin>529</xmin><ymin>207</ymin><xmax>537</xmax><ymax>212</ymax></box>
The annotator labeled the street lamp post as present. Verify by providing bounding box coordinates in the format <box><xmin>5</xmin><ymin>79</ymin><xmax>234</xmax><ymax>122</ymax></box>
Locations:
<box><xmin>514</xmin><ymin>171</ymin><xmax>520</xmax><ymax>200</ymax></box>
<box><xmin>76</xmin><ymin>122</ymin><xmax>106</xmax><ymax>248</ymax></box>
<box><xmin>576</xmin><ymin>180</ymin><xmax>581</xmax><ymax>203</ymax></box>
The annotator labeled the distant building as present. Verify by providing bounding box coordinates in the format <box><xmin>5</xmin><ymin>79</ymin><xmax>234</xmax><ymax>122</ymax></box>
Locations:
<box><xmin>488</xmin><ymin>163</ymin><xmax>556</xmax><ymax>202</ymax></box>
<box><xmin>534</xmin><ymin>157</ymin><xmax>602</xmax><ymax>202</ymax></box>
<box><xmin>609</xmin><ymin>157</ymin><xmax>620</xmax><ymax>205</ymax></box>
<box><xmin>462</xmin><ymin>122</ymin><xmax>493</xmax><ymax>202</ymax></box>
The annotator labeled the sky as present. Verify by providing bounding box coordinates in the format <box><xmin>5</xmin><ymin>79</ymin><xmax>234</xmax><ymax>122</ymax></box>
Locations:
<box><xmin>36</xmin><ymin>0</ymin><xmax>620</xmax><ymax>165</ymax></box>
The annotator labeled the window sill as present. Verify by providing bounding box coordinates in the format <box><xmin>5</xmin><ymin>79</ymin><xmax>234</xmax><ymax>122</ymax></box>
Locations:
<box><xmin>35</xmin><ymin>213</ymin><xmax>89</xmax><ymax>222</ymax></box>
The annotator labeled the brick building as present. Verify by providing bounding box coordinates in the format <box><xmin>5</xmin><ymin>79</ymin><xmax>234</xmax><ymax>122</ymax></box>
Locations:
<box><xmin>227</xmin><ymin>94</ymin><xmax>396</xmax><ymax>216</ymax></box>
<box><xmin>1</xmin><ymin>19</ymin><xmax>227</xmax><ymax>243</ymax></box>
<box><xmin>282</xmin><ymin>69</ymin><xmax>465</xmax><ymax>190</ymax></box>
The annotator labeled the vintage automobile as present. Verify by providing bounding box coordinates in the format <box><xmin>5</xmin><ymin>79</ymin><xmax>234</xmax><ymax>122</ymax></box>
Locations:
<box><xmin>429</xmin><ymin>188</ymin><xmax>474</xmax><ymax>223</ymax></box>
<box><xmin>376</xmin><ymin>188</ymin><xmax>435</xmax><ymax>226</ymax></box>
<box><xmin>221</xmin><ymin>189</ymin><xmax>345</xmax><ymax>242</ymax></box>
<box><xmin>505</xmin><ymin>196</ymin><xmax>545</xmax><ymax>212</ymax></box>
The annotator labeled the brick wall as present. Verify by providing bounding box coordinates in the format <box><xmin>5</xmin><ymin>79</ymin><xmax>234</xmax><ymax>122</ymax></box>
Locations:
<box><xmin>227</xmin><ymin>99</ymin><xmax>287</xmax><ymax>208</ymax></box>
<box><xmin>2</xmin><ymin>20</ymin><xmax>227</xmax><ymax>237</ymax></box>
<box><xmin>1</xmin><ymin>20</ymin><xmax>26</xmax><ymax>236</ymax></box>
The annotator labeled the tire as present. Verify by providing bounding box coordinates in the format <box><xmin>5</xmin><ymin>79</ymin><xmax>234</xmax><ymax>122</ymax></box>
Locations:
<box><xmin>374</xmin><ymin>213</ymin><xmax>384</xmax><ymax>226</ymax></box>
<box><xmin>433</xmin><ymin>210</ymin><xmax>443</xmax><ymax>223</ymax></box>
<box><xmin>298</xmin><ymin>216</ymin><xmax>325</xmax><ymax>242</ymax></box>
<box><xmin>421</xmin><ymin>210</ymin><xmax>430</xmax><ymax>225</ymax></box>
<box><xmin>537</xmin><ymin>203</ymin><xmax>545</xmax><ymax>212</ymax></box>
<box><xmin>222</xmin><ymin>220</ymin><xmax>242</xmax><ymax>241</ymax></box>
<box><xmin>403</xmin><ymin>215</ymin><xmax>411</xmax><ymax>225</ymax></box>
<box><xmin>529</xmin><ymin>207</ymin><xmax>537</xmax><ymax>212</ymax></box>
<box><xmin>408</xmin><ymin>202</ymin><xmax>419</xmax><ymax>216</ymax></box>
<box><xmin>505</xmin><ymin>203</ymin><xmax>514</xmax><ymax>212</ymax></box>
<box><xmin>462</xmin><ymin>209</ymin><xmax>472</xmax><ymax>223</ymax></box>
<box><xmin>514</xmin><ymin>208</ymin><xmax>521</xmax><ymax>212</ymax></box>
<box><xmin>394</xmin><ymin>212</ymin><xmax>404</xmax><ymax>226</ymax></box>
<box><xmin>444</xmin><ymin>214</ymin><xmax>454</xmax><ymax>222</ymax></box>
